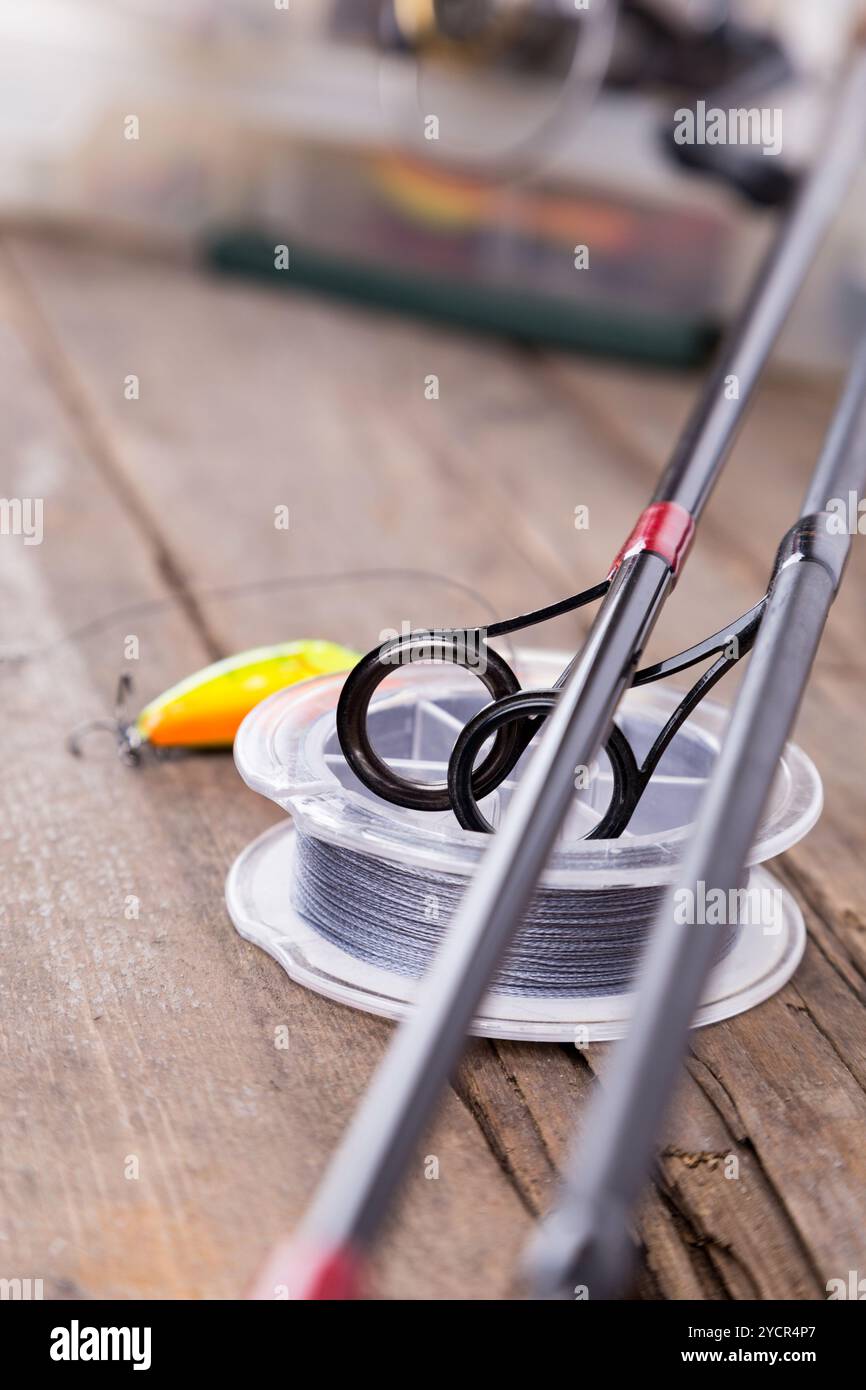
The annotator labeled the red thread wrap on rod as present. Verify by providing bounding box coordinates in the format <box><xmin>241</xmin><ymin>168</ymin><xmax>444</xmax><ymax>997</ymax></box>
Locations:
<box><xmin>247</xmin><ymin>1240</ymin><xmax>362</xmax><ymax>1301</ymax></box>
<box><xmin>608</xmin><ymin>502</ymin><xmax>695</xmax><ymax>581</ymax></box>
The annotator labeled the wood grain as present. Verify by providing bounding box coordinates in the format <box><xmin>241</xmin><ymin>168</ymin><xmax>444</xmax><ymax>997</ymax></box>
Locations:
<box><xmin>0</xmin><ymin>239</ymin><xmax>529</xmax><ymax>1300</ymax></box>
<box><xmin>2</xmin><ymin>232</ymin><xmax>866</xmax><ymax>1299</ymax></box>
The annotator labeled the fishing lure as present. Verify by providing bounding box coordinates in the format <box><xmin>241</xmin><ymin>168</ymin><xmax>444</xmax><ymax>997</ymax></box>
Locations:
<box><xmin>68</xmin><ymin>639</ymin><xmax>358</xmax><ymax>763</ymax></box>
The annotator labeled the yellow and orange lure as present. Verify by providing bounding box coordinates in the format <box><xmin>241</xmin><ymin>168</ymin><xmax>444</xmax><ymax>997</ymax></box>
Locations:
<box><xmin>69</xmin><ymin>640</ymin><xmax>358</xmax><ymax>762</ymax></box>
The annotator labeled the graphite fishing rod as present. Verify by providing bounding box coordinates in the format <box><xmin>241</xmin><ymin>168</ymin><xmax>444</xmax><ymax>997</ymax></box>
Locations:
<box><xmin>525</xmin><ymin>336</ymin><xmax>866</xmax><ymax>1300</ymax></box>
<box><xmin>249</xmin><ymin>49</ymin><xmax>866</xmax><ymax>1301</ymax></box>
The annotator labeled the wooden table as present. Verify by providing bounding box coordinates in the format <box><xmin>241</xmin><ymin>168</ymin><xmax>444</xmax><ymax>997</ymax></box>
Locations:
<box><xmin>2</xmin><ymin>231</ymin><xmax>865</xmax><ymax>1301</ymax></box>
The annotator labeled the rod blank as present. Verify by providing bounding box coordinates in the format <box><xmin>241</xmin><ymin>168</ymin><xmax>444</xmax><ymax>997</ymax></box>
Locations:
<box><xmin>525</xmin><ymin>337</ymin><xmax>866</xmax><ymax>1300</ymax></box>
<box><xmin>253</xmin><ymin>47</ymin><xmax>866</xmax><ymax>1300</ymax></box>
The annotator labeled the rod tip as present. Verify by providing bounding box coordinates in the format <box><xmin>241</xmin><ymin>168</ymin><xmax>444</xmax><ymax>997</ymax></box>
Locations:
<box><xmin>521</xmin><ymin>1197</ymin><xmax>636</xmax><ymax>1301</ymax></box>
<box><xmin>247</xmin><ymin>1239</ymin><xmax>363</xmax><ymax>1301</ymax></box>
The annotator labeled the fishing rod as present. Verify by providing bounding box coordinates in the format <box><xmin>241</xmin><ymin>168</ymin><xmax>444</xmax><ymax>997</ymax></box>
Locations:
<box><xmin>249</xmin><ymin>48</ymin><xmax>866</xmax><ymax>1300</ymax></box>
<box><xmin>525</xmin><ymin>336</ymin><xmax>866</xmax><ymax>1299</ymax></box>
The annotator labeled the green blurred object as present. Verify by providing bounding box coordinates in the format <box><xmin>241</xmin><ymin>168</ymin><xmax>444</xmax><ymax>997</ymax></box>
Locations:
<box><xmin>204</xmin><ymin>230</ymin><xmax>719</xmax><ymax>368</ymax></box>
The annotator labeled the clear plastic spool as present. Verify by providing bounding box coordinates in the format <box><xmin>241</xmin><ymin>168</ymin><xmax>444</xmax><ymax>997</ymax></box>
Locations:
<box><xmin>226</xmin><ymin>651</ymin><xmax>820</xmax><ymax>1041</ymax></box>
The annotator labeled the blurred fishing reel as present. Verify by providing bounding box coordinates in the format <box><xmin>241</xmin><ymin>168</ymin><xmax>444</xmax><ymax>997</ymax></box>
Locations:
<box><xmin>377</xmin><ymin>0</ymin><xmax>778</xmax><ymax>86</ymax></box>
<box><xmin>385</xmin><ymin>1</ymin><xmax>588</xmax><ymax>65</ymax></box>
<box><xmin>339</xmin><ymin>0</ymin><xmax>797</xmax><ymax>202</ymax></box>
<box><xmin>337</xmin><ymin>0</ymin><xmax>619</xmax><ymax>176</ymax></box>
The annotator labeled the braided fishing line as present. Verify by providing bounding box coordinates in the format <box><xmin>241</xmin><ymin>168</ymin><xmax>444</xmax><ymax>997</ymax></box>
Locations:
<box><xmin>291</xmin><ymin>828</ymin><xmax>738</xmax><ymax>999</ymax></box>
<box><xmin>228</xmin><ymin>650</ymin><xmax>819</xmax><ymax>1035</ymax></box>
<box><xmin>0</xmin><ymin>566</ymin><xmax>510</xmax><ymax>666</ymax></box>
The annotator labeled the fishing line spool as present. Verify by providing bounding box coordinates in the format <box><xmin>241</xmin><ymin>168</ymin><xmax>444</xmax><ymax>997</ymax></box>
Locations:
<box><xmin>226</xmin><ymin>650</ymin><xmax>819</xmax><ymax>1041</ymax></box>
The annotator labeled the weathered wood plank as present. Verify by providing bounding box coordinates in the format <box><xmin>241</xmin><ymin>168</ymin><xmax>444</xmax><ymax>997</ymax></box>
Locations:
<box><xmin>8</xmin><ymin>233</ymin><xmax>866</xmax><ymax>1300</ymax></box>
<box><xmin>0</xmin><ymin>239</ymin><xmax>530</xmax><ymax>1300</ymax></box>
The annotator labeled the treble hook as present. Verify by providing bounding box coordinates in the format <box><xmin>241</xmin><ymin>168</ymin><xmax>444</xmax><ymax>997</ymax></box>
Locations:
<box><xmin>66</xmin><ymin>674</ymin><xmax>143</xmax><ymax>765</ymax></box>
